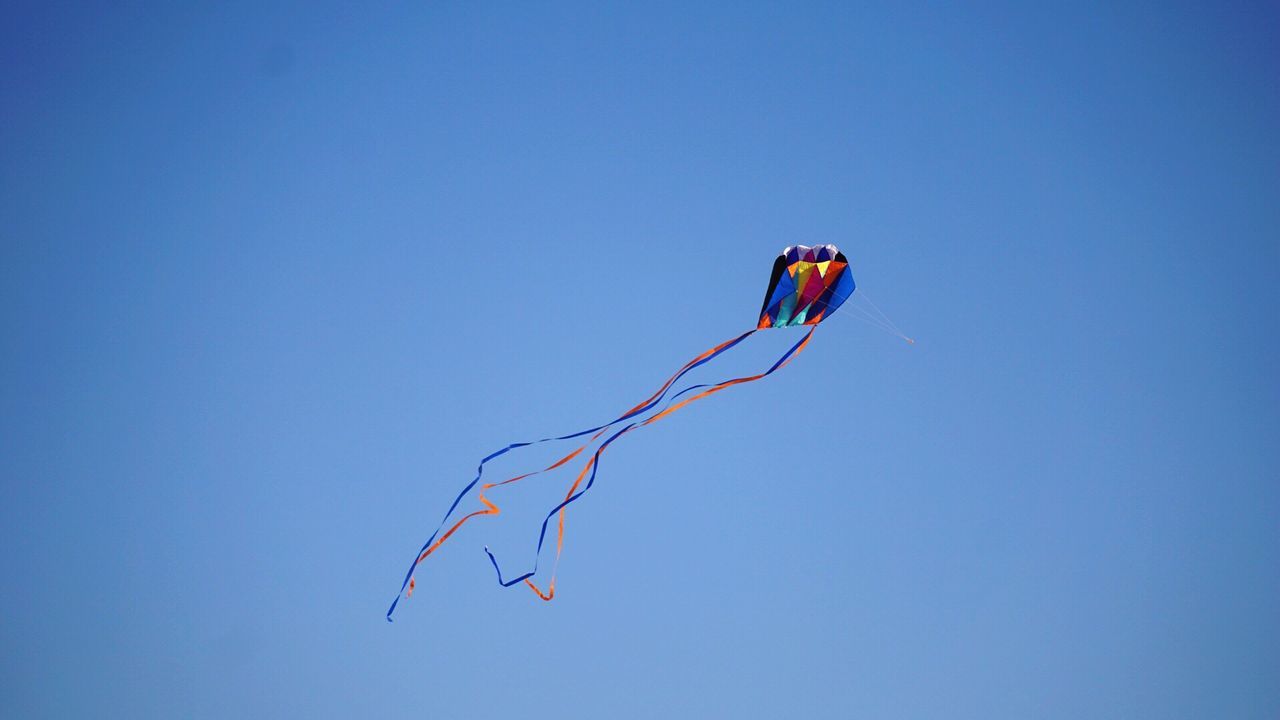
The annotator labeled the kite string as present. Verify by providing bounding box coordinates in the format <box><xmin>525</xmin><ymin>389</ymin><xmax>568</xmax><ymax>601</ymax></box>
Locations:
<box><xmin>485</xmin><ymin>326</ymin><xmax>818</xmax><ymax>599</ymax></box>
<box><xmin>386</xmin><ymin>327</ymin><xmax>758</xmax><ymax>619</ymax></box>
<box><xmin>853</xmin><ymin>289</ymin><xmax>913</xmax><ymax>343</ymax></box>
<box><xmin>848</xmin><ymin>304</ymin><xmax>904</xmax><ymax>338</ymax></box>
<box><xmin>825</xmin><ymin>291</ymin><xmax>914</xmax><ymax>344</ymax></box>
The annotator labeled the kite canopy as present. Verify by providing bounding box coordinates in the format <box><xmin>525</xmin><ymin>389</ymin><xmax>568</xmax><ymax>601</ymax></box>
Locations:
<box><xmin>758</xmin><ymin>244</ymin><xmax>855</xmax><ymax>329</ymax></box>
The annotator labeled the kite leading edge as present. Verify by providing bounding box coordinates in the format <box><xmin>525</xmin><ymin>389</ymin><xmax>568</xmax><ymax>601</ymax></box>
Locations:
<box><xmin>388</xmin><ymin>245</ymin><xmax>856</xmax><ymax>620</ymax></box>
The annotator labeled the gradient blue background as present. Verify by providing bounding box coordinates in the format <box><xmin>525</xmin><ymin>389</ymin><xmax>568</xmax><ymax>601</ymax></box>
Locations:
<box><xmin>2</xmin><ymin>2</ymin><xmax>1277</xmax><ymax>717</ymax></box>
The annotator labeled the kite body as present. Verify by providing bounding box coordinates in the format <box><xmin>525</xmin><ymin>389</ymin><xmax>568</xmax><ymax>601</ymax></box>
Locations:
<box><xmin>758</xmin><ymin>244</ymin><xmax>854</xmax><ymax>328</ymax></box>
<box><xmin>388</xmin><ymin>245</ymin><xmax>855</xmax><ymax>619</ymax></box>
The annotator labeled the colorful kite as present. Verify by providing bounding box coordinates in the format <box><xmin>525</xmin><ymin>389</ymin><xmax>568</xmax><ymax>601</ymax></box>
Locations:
<box><xmin>388</xmin><ymin>245</ymin><xmax>856</xmax><ymax>620</ymax></box>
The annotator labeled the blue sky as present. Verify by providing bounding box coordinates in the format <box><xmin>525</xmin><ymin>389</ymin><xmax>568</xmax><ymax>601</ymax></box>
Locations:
<box><xmin>2</xmin><ymin>2</ymin><xmax>1277</xmax><ymax>717</ymax></box>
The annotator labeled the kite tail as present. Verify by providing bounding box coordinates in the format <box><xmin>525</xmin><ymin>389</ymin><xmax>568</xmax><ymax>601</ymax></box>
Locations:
<box><xmin>387</xmin><ymin>328</ymin><xmax>758</xmax><ymax>620</ymax></box>
<box><xmin>485</xmin><ymin>326</ymin><xmax>817</xmax><ymax>599</ymax></box>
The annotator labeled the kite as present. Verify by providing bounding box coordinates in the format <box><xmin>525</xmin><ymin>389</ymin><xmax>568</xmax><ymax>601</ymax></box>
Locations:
<box><xmin>388</xmin><ymin>245</ymin><xmax>860</xmax><ymax>620</ymax></box>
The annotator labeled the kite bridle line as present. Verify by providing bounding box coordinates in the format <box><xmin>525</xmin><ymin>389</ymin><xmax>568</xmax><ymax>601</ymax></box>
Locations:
<box><xmin>826</xmin><ymin>289</ymin><xmax>914</xmax><ymax>344</ymax></box>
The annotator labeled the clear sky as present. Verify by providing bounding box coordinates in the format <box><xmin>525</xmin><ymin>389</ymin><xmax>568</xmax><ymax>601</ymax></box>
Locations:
<box><xmin>2</xmin><ymin>2</ymin><xmax>1277</xmax><ymax>718</ymax></box>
